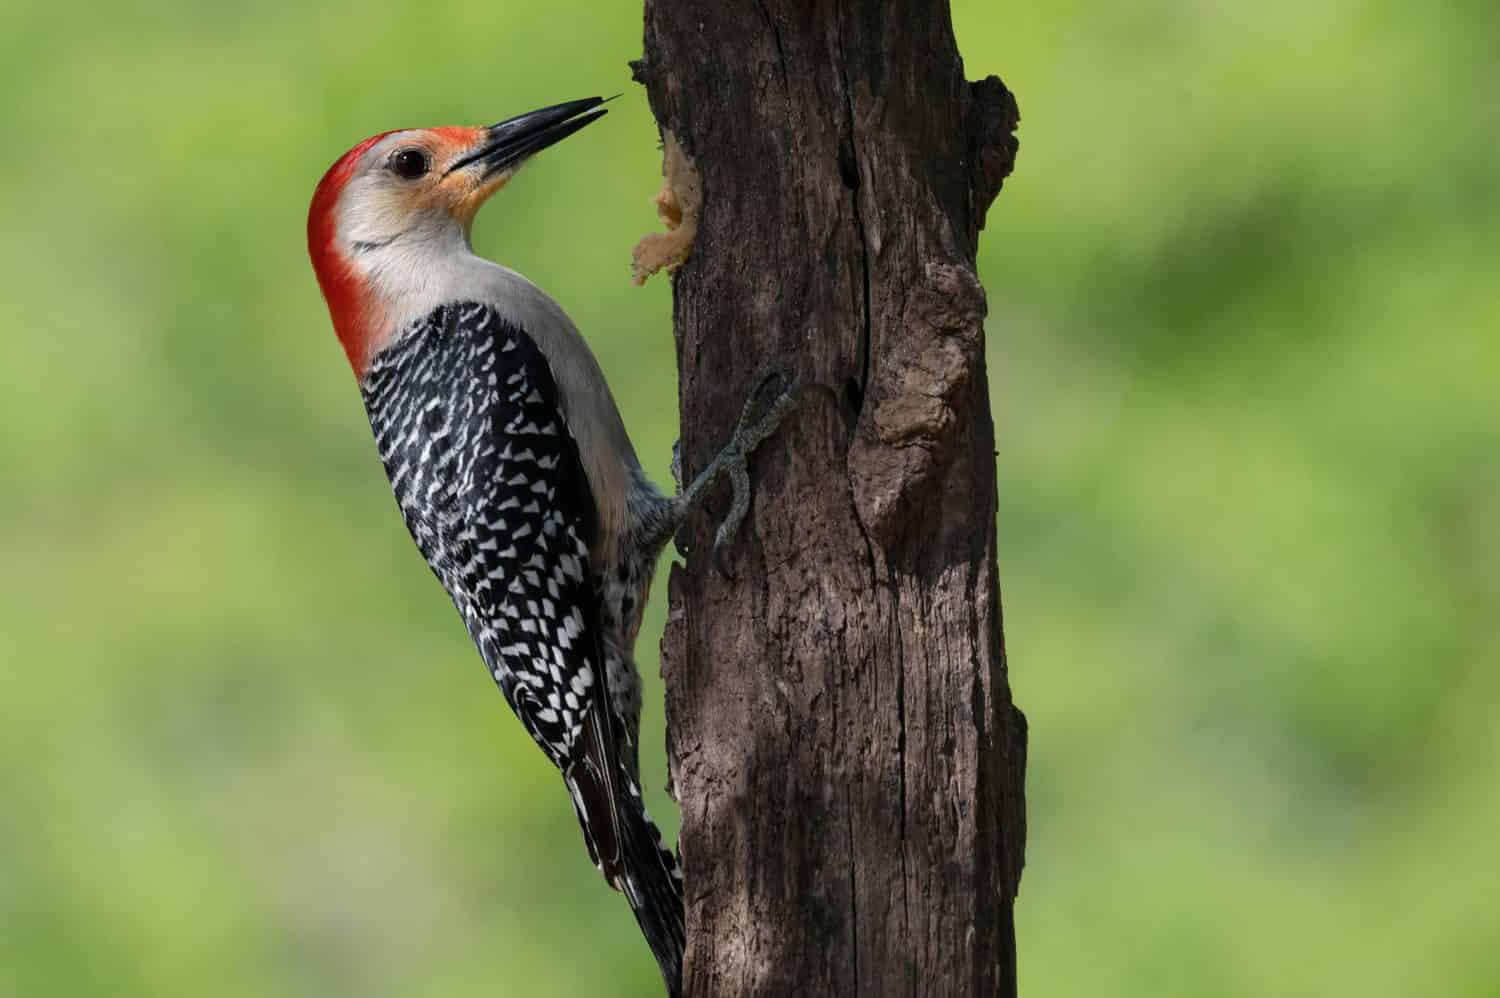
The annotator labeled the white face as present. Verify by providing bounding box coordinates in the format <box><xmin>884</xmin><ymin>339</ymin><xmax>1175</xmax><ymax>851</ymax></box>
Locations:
<box><xmin>335</xmin><ymin>127</ymin><xmax>506</xmax><ymax>257</ymax></box>
<box><xmin>322</xmin><ymin>100</ymin><xmax>608</xmax><ymax>270</ymax></box>
<box><xmin>310</xmin><ymin>100</ymin><xmax>609</xmax><ymax>371</ymax></box>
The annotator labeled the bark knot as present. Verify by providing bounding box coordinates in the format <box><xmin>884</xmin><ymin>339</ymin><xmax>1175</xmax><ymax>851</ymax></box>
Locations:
<box><xmin>849</xmin><ymin>261</ymin><xmax>987</xmax><ymax>547</ymax></box>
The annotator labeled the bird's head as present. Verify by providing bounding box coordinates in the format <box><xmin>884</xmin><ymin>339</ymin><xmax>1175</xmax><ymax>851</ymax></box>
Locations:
<box><xmin>308</xmin><ymin>97</ymin><xmax>609</xmax><ymax>375</ymax></box>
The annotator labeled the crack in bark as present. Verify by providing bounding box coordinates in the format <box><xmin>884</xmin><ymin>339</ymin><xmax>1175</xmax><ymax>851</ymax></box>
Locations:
<box><xmin>831</xmin><ymin>0</ymin><xmax>875</xmax><ymax>403</ymax></box>
<box><xmin>829</xmin><ymin>0</ymin><xmax>882</xmax><ymax>586</ymax></box>
<box><xmin>846</xmin><ymin>799</ymin><xmax>860</xmax><ymax>992</ymax></box>
<box><xmin>892</xmin><ymin>563</ymin><xmax>911</xmax><ymax>962</ymax></box>
<box><xmin>830</xmin><ymin>0</ymin><xmax>913</xmax><ymax>968</ymax></box>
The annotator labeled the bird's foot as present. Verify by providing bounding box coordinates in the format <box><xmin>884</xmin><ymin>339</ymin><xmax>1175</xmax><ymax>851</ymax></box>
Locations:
<box><xmin>674</xmin><ymin>373</ymin><xmax>800</xmax><ymax>578</ymax></box>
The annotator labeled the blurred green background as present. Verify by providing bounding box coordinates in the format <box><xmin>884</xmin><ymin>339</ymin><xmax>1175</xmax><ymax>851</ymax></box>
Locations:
<box><xmin>1</xmin><ymin>0</ymin><xmax>1495</xmax><ymax>995</ymax></box>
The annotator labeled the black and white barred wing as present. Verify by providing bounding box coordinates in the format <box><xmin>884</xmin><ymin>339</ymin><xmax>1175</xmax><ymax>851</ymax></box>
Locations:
<box><xmin>361</xmin><ymin>302</ymin><xmax>624</xmax><ymax>874</ymax></box>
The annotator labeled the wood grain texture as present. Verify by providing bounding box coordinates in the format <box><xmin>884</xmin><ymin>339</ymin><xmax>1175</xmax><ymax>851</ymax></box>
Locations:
<box><xmin>634</xmin><ymin>3</ymin><xmax>1024</xmax><ymax>994</ymax></box>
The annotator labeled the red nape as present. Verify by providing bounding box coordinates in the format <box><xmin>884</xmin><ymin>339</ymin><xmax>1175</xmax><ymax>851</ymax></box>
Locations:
<box><xmin>307</xmin><ymin>131</ymin><xmax>394</xmax><ymax>377</ymax></box>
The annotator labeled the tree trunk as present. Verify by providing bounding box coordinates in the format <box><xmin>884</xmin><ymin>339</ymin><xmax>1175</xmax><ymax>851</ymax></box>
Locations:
<box><xmin>633</xmin><ymin>4</ymin><xmax>1024</xmax><ymax>996</ymax></box>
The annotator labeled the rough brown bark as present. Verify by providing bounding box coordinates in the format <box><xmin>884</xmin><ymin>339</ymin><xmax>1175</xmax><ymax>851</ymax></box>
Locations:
<box><xmin>634</xmin><ymin>4</ymin><xmax>1023</xmax><ymax>996</ymax></box>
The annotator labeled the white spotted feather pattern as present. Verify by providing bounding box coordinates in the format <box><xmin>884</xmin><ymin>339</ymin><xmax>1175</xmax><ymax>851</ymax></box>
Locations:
<box><xmin>363</xmin><ymin>302</ymin><xmax>599</xmax><ymax>764</ymax></box>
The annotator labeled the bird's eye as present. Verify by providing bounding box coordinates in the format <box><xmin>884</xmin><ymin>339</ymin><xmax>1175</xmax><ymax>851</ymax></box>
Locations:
<box><xmin>390</xmin><ymin>148</ymin><xmax>430</xmax><ymax>180</ymax></box>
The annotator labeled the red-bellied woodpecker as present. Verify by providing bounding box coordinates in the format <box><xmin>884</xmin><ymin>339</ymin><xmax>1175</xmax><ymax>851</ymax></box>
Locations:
<box><xmin>306</xmin><ymin>97</ymin><xmax>795</xmax><ymax>995</ymax></box>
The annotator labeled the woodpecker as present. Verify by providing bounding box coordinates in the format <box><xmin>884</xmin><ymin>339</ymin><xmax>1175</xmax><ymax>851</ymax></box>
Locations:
<box><xmin>307</xmin><ymin>97</ymin><xmax>794</xmax><ymax>995</ymax></box>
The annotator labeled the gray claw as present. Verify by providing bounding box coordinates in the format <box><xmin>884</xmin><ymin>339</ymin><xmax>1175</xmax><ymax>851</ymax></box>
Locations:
<box><xmin>709</xmin><ymin>458</ymin><xmax>753</xmax><ymax>578</ymax></box>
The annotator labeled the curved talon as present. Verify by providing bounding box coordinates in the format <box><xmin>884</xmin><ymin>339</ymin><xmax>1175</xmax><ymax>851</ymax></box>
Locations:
<box><xmin>709</xmin><ymin>458</ymin><xmax>753</xmax><ymax>578</ymax></box>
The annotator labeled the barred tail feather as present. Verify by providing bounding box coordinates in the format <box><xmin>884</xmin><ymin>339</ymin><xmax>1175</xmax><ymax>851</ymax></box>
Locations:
<box><xmin>563</xmin><ymin>698</ymin><xmax>683</xmax><ymax>995</ymax></box>
<box><xmin>618</xmin><ymin>774</ymin><xmax>685</xmax><ymax>998</ymax></box>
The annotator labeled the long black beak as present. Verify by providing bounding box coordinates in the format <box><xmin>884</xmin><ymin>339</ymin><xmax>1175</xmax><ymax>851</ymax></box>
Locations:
<box><xmin>446</xmin><ymin>97</ymin><xmax>611</xmax><ymax>177</ymax></box>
